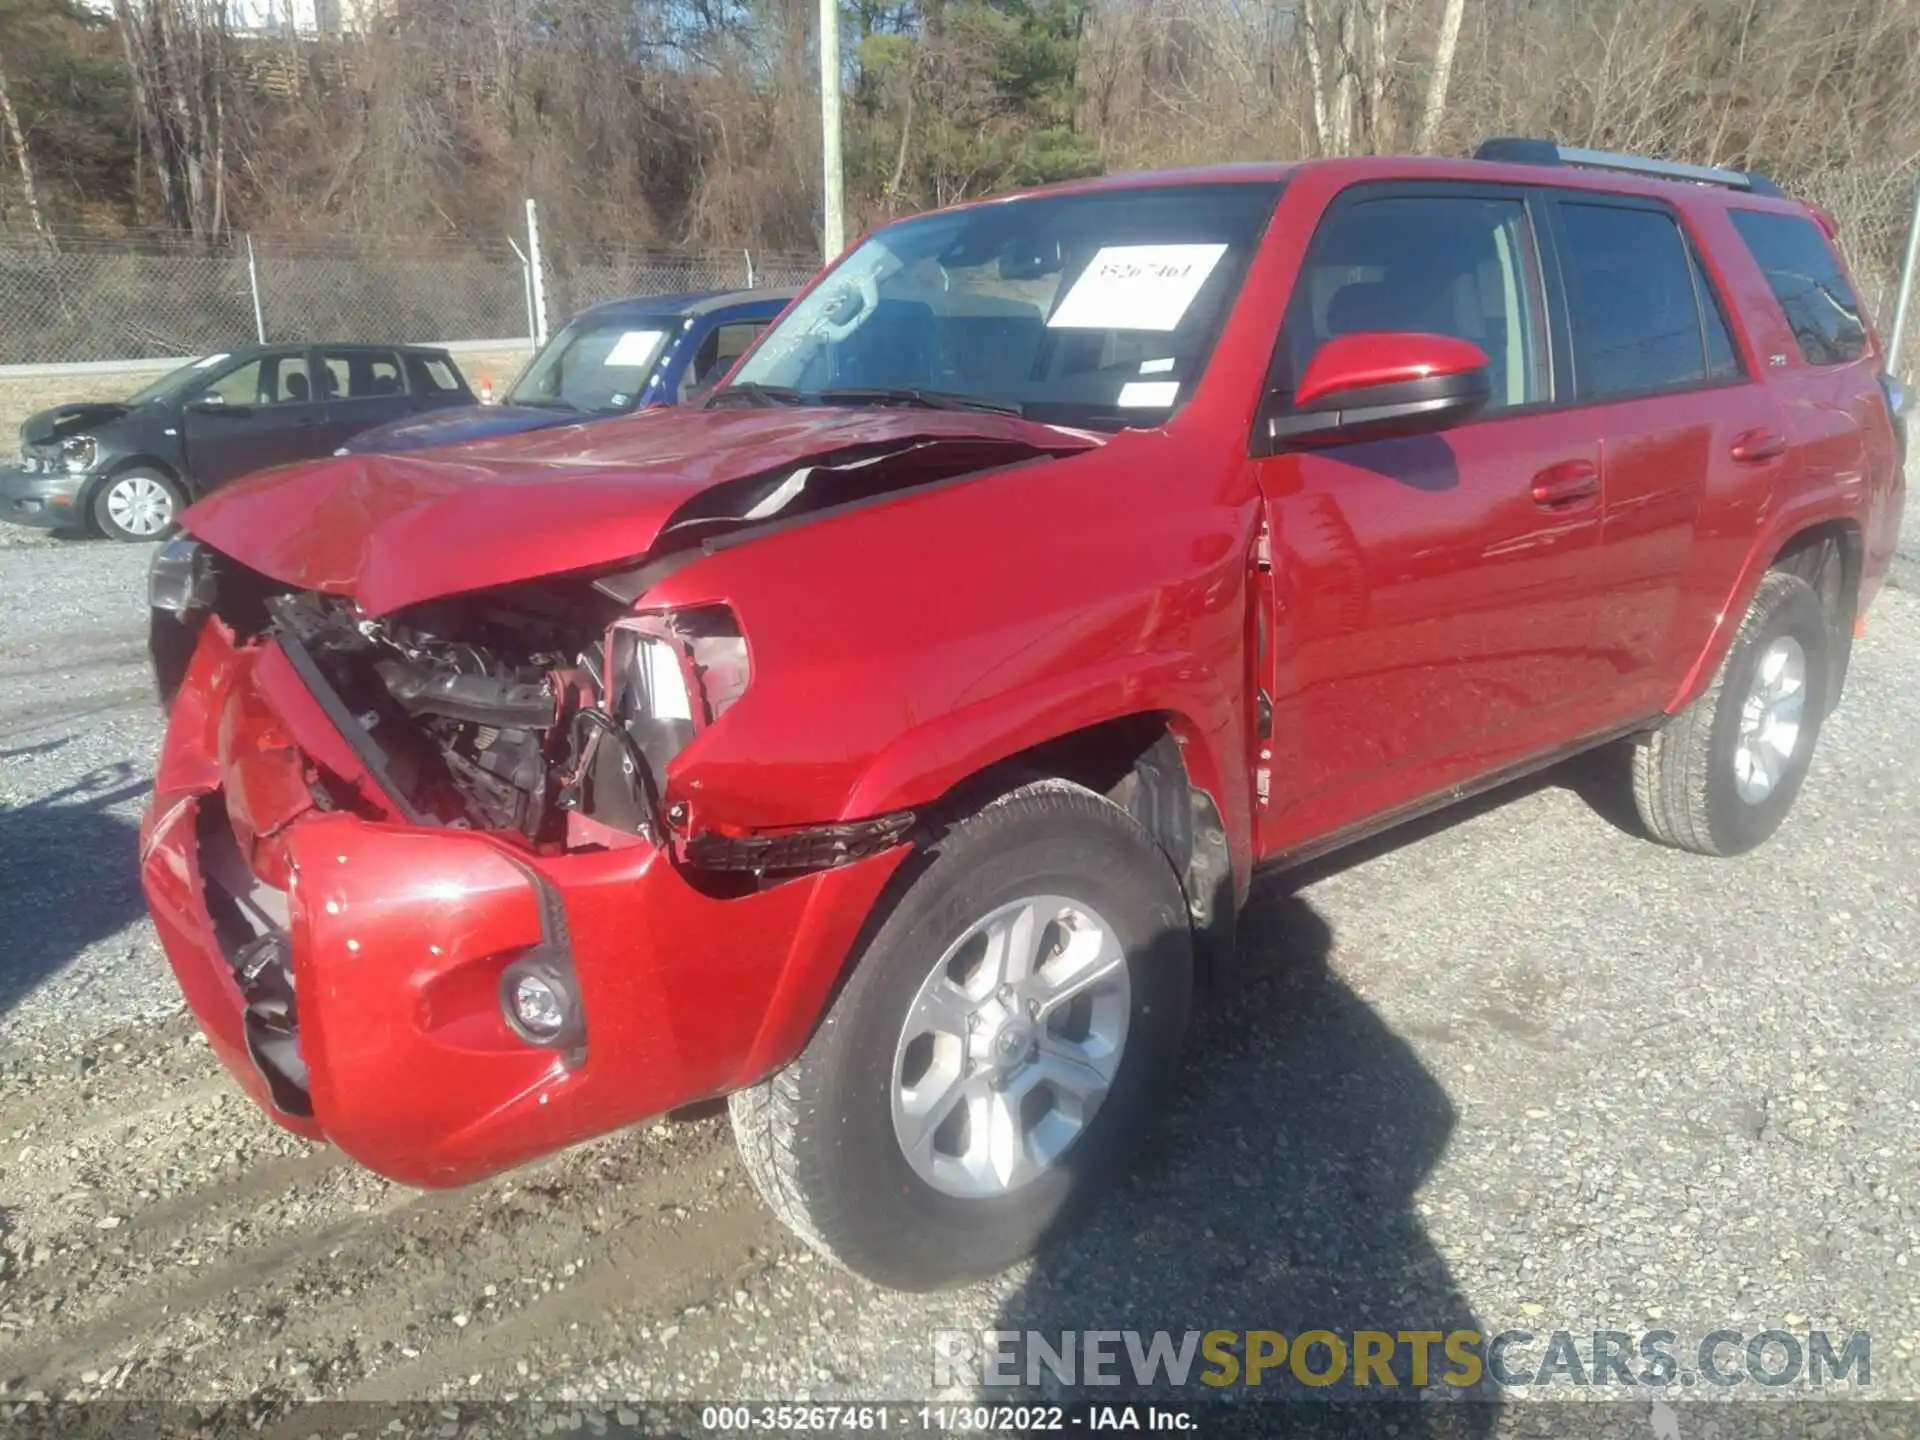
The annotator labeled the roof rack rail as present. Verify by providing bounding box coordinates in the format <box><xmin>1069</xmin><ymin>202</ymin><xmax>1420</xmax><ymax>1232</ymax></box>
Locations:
<box><xmin>1473</xmin><ymin>138</ymin><xmax>1784</xmax><ymax>198</ymax></box>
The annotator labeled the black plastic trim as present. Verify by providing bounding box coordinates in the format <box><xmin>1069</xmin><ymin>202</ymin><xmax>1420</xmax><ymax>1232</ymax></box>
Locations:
<box><xmin>1264</xmin><ymin>369</ymin><xmax>1493</xmax><ymax>448</ymax></box>
<box><xmin>270</xmin><ymin>628</ymin><xmax>429</xmax><ymax>825</ymax></box>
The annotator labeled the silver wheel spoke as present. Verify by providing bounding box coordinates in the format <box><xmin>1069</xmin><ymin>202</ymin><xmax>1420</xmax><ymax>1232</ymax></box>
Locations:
<box><xmin>906</xmin><ymin>977</ymin><xmax>974</xmax><ymax>1042</ymax></box>
<box><xmin>961</xmin><ymin>1084</ymin><xmax>1031</xmax><ymax>1190</ymax></box>
<box><xmin>979</xmin><ymin>901</ymin><xmax>1043</xmax><ymax>988</ymax></box>
<box><xmin>1029</xmin><ymin>1032</ymin><xmax>1118</xmax><ymax>1099</ymax></box>
<box><xmin>1030</xmin><ymin>920</ymin><xmax>1125</xmax><ymax>1018</ymax></box>
<box><xmin>898</xmin><ymin>1067</ymin><xmax>977</xmax><ymax>1166</ymax></box>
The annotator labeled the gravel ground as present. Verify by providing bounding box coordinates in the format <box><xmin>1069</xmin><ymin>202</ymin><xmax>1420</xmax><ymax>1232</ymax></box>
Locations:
<box><xmin>0</xmin><ymin>497</ymin><xmax>1915</xmax><ymax>1417</ymax></box>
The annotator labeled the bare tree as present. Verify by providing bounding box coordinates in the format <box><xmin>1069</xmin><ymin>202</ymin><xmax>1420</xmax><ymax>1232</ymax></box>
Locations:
<box><xmin>0</xmin><ymin>55</ymin><xmax>47</xmax><ymax>237</ymax></box>
<box><xmin>111</xmin><ymin>0</ymin><xmax>229</xmax><ymax>237</ymax></box>
<box><xmin>1416</xmin><ymin>0</ymin><xmax>1465</xmax><ymax>152</ymax></box>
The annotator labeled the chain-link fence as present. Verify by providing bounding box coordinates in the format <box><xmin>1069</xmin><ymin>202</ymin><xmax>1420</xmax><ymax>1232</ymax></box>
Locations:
<box><xmin>0</xmin><ymin>228</ymin><xmax>820</xmax><ymax>366</ymax></box>
<box><xmin>2</xmin><ymin>174</ymin><xmax>1914</xmax><ymax>371</ymax></box>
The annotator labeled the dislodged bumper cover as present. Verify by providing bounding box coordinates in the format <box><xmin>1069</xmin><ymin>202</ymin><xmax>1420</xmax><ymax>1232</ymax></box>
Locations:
<box><xmin>142</xmin><ymin>618</ymin><xmax>909</xmax><ymax>1187</ymax></box>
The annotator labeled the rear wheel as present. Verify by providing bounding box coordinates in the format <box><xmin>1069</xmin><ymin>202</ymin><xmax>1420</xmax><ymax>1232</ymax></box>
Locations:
<box><xmin>729</xmin><ymin>780</ymin><xmax>1193</xmax><ymax>1290</ymax></box>
<box><xmin>92</xmin><ymin>468</ymin><xmax>184</xmax><ymax>542</ymax></box>
<box><xmin>1632</xmin><ymin>570</ymin><xmax>1832</xmax><ymax>856</ymax></box>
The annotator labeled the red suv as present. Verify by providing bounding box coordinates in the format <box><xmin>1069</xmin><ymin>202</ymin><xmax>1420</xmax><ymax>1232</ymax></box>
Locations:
<box><xmin>141</xmin><ymin>140</ymin><xmax>1906</xmax><ymax>1290</ymax></box>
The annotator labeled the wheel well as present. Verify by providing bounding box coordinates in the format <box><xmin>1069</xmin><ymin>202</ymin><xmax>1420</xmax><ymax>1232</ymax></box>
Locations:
<box><xmin>79</xmin><ymin>457</ymin><xmax>185</xmax><ymax>514</ymax></box>
<box><xmin>930</xmin><ymin>713</ymin><xmax>1237</xmax><ymax>985</ymax></box>
<box><xmin>1772</xmin><ymin>520</ymin><xmax>1861</xmax><ymax>622</ymax></box>
<box><xmin>1771</xmin><ymin>520</ymin><xmax>1860</xmax><ymax>700</ymax></box>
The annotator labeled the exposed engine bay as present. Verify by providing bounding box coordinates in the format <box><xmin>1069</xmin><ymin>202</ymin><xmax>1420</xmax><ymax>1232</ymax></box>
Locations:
<box><xmin>266</xmin><ymin>586</ymin><xmax>622</xmax><ymax>842</ymax></box>
<box><xmin>154</xmin><ymin>430</ymin><xmax>1069</xmax><ymax>864</ymax></box>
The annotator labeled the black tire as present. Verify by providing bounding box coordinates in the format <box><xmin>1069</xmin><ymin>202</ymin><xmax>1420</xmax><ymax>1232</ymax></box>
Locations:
<box><xmin>1632</xmin><ymin>570</ymin><xmax>1832</xmax><ymax>857</ymax></box>
<box><xmin>729</xmin><ymin>779</ymin><xmax>1194</xmax><ymax>1290</ymax></box>
<box><xmin>90</xmin><ymin>468</ymin><xmax>185</xmax><ymax>542</ymax></box>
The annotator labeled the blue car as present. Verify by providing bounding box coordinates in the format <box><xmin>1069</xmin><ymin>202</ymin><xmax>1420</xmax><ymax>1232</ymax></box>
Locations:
<box><xmin>340</xmin><ymin>287</ymin><xmax>796</xmax><ymax>455</ymax></box>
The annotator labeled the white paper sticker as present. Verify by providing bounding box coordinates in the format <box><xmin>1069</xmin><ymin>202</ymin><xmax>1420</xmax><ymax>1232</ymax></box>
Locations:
<box><xmin>1047</xmin><ymin>245</ymin><xmax>1228</xmax><ymax>332</ymax></box>
<box><xmin>1117</xmin><ymin>380</ymin><xmax>1180</xmax><ymax>407</ymax></box>
<box><xmin>603</xmin><ymin>330</ymin><xmax>666</xmax><ymax>367</ymax></box>
<box><xmin>1139</xmin><ymin>357</ymin><xmax>1176</xmax><ymax>373</ymax></box>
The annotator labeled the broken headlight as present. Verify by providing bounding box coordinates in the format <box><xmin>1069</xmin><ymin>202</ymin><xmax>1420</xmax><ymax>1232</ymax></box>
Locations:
<box><xmin>58</xmin><ymin>434</ymin><xmax>98</xmax><ymax>473</ymax></box>
<box><xmin>149</xmin><ymin>537</ymin><xmax>216</xmax><ymax>615</ymax></box>
<box><xmin>586</xmin><ymin>608</ymin><xmax>750</xmax><ymax>833</ymax></box>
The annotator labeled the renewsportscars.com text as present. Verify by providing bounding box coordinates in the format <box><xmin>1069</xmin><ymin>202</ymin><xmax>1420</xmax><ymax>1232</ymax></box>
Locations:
<box><xmin>932</xmin><ymin>1328</ymin><xmax>1871</xmax><ymax>1392</ymax></box>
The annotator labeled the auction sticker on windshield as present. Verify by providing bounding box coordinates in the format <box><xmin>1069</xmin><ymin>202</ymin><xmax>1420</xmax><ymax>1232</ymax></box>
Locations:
<box><xmin>605</xmin><ymin>330</ymin><xmax>666</xmax><ymax>367</ymax></box>
<box><xmin>1047</xmin><ymin>244</ymin><xmax>1227</xmax><ymax>331</ymax></box>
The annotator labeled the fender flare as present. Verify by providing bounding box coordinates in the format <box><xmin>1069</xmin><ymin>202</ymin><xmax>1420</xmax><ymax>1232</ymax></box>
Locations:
<box><xmin>1668</xmin><ymin>493</ymin><xmax>1864</xmax><ymax>713</ymax></box>
<box><xmin>839</xmin><ymin>649</ymin><xmax>1250</xmax><ymax>861</ymax></box>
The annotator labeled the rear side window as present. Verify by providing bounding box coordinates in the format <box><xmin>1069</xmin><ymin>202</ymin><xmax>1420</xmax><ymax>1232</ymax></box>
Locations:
<box><xmin>1284</xmin><ymin>193</ymin><xmax>1549</xmax><ymax>410</ymax></box>
<box><xmin>1729</xmin><ymin>210</ymin><xmax>1869</xmax><ymax>366</ymax></box>
<box><xmin>321</xmin><ymin>349</ymin><xmax>406</xmax><ymax>400</ymax></box>
<box><xmin>1688</xmin><ymin>247</ymin><xmax>1743</xmax><ymax>381</ymax></box>
<box><xmin>1557</xmin><ymin>202</ymin><xmax>1707</xmax><ymax>399</ymax></box>
<box><xmin>406</xmin><ymin>354</ymin><xmax>466</xmax><ymax>396</ymax></box>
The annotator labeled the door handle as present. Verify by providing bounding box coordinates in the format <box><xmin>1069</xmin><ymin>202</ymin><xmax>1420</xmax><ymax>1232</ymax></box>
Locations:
<box><xmin>1731</xmin><ymin>428</ymin><xmax>1788</xmax><ymax>464</ymax></box>
<box><xmin>1530</xmin><ymin>459</ymin><xmax>1600</xmax><ymax>508</ymax></box>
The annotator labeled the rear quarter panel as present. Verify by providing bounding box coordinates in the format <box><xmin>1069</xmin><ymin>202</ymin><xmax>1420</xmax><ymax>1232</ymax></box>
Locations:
<box><xmin>1662</xmin><ymin>197</ymin><xmax>1899</xmax><ymax>709</ymax></box>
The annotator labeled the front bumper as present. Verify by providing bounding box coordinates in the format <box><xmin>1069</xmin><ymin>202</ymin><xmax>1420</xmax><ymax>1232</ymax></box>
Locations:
<box><xmin>141</xmin><ymin>617</ymin><xmax>905</xmax><ymax>1187</ymax></box>
<box><xmin>0</xmin><ymin>464</ymin><xmax>87</xmax><ymax>528</ymax></box>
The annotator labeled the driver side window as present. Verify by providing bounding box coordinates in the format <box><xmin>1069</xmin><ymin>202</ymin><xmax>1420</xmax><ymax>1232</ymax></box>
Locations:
<box><xmin>1286</xmin><ymin>193</ymin><xmax>1549</xmax><ymax>411</ymax></box>
<box><xmin>201</xmin><ymin>354</ymin><xmax>314</xmax><ymax>406</ymax></box>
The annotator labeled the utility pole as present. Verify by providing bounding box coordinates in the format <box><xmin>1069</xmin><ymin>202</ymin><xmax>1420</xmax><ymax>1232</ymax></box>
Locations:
<box><xmin>1891</xmin><ymin>172</ymin><xmax>1920</xmax><ymax>381</ymax></box>
<box><xmin>525</xmin><ymin>198</ymin><xmax>550</xmax><ymax>347</ymax></box>
<box><xmin>819</xmin><ymin>0</ymin><xmax>844</xmax><ymax>263</ymax></box>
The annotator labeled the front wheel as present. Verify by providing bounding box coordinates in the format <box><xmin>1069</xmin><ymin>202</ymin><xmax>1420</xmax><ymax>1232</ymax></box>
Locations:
<box><xmin>729</xmin><ymin>780</ymin><xmax>1193</xmax><ymax>1290</ymax></box>
<box><xmin>92</xmin><ymin>468</ymin><xmax>184</xmax><ymax>542</ymax></box>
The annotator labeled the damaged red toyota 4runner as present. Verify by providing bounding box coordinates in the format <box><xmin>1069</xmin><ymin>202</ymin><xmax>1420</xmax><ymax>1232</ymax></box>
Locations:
<box><xmin>142</xmin><ymin>140</ymin><xmax>1906</xmax><ymax>1291</ymax></box>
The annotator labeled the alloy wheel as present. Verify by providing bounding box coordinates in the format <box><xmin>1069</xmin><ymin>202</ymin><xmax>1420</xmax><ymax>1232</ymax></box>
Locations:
<box><xmin>1733</xmin><ymin>634</ymin><xmax>1807</xmax><ymax>804</ymax></box>
<box><xmin>890</xmin><ymin>893</ymin><xmax>1131</xmax><ymax>1199</ymax></box>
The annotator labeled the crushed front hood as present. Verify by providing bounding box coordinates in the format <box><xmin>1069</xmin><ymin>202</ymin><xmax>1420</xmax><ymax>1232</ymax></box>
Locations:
<box><xmin>22</xmin><ymin>402</ymin><xmax>132</xmax><ymax>444</ymax></box>
<box><xmin>183</xmin><ymin>405</ymin><xmax>1098</xmax><ymax>615</ymax></box>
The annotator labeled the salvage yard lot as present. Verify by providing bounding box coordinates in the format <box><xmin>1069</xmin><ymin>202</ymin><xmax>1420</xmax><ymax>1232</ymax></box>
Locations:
<box><xmin>1</xmin><ymin>510</ymin><xmax>1916</xmax><ymax>1406</ymax></box>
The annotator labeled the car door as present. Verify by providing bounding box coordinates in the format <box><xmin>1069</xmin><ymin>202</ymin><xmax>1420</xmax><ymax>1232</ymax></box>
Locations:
<box><xmin>1544</xmin><ymin>193</ymin><xmax>1788</xmax><ymax>719</ymax></box>
<box><xmin>317</xmin><ymin>347</ymin><xmax>416</xmax><ymax>451</ymax></box>
<box><xmin>180</xmin><ymin>349</ymin><xmax>328</xmax><ymax>490</ymax></box>
<box><xmin>1250</xmin><ymin>184</ymin><xmax>1610</xmax><ymax>856</ymax></box>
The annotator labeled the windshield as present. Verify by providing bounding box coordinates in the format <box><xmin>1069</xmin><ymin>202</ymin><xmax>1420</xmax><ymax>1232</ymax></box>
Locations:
<box><xmin>507</xmin><ymin>320</ymin><xmax>673</xmax><ymax>413</ymax></box>
<box><xmin>126</xmin><ymin>353</ymin><xmax>232</xmax><ymax>406</ymax></box>
<box><xmin>724</xmin><ymin>181</ymin><xmax>1280</xmax><ymax>428</ymax></box>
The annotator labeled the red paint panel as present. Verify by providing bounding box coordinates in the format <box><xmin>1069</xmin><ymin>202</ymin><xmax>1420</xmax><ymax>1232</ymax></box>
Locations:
<box><xmin>1293</xmin><ymin>331</ymin><xmax>1490</xmax><ymax>407</ymax></box>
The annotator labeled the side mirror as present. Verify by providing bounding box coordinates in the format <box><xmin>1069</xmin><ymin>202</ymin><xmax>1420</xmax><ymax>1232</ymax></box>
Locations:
<box><xmin>1264</xmin><ymin>332</ymin><xmax>1492</xmax><ymax>448</ymax></box>
<box><xmin>186</xmin><ymin>395</ymin><xmax>230</xmax><ymax>414</ymax></box>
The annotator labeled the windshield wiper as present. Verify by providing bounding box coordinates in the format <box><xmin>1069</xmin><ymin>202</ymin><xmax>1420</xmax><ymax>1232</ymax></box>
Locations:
<box><xmin>816</xmin><ymin>387</ymin><xmax>1024</xmax><ymax>417</ymax></box>
<box><xmin>511</xmin><ymin>397</ymin><xmax>578</xmax><ymax>412</ymax></box>
<box><xmin>706</xmin><ymin>382</ymin><xmax>810</xmax><ymax>409</ymax></box>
